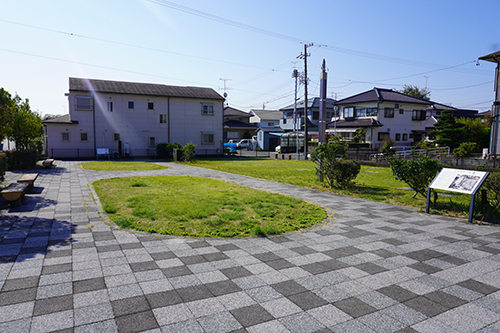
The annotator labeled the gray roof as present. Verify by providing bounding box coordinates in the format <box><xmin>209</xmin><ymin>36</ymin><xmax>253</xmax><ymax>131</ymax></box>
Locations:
<box><xmin>280</xmin><ymin>97</ymin><xmax>336</xmax><ymax>111</ymax></box>
<box><xmin>337</xmin><ymin>87</ymin><xmax>432</xmax><ymax>105</ymax></box>
<box><xmin>223</xmin><ymin>120</ymin><xmax>258</xmax><ymax>129</ymax></box>
<box><xmin>42</xmin><ymin>114</ymin><xmax>78</xmax><ymax>125</ymax></box>
<box><xmin>69</xmin><ymin>78</ymin><xmax>225</xmax><ymax>100</ymax></box>
<box><xmin>326</xmin><ymin>118</ymin><xmax>383</xmax><ymax>128</ymax></box>
<box><xmin>250</xmin><ymin>109</ymin><xmax>283</xmax><ymax>120</ymax></box>
<box><xmin>224</xmin><ymin>106</ymin><xmax>251</xmax><ymax>117</ymax></box>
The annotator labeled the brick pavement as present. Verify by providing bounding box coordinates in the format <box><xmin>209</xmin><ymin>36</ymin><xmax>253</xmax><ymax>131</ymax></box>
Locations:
<box><xmin>1</xmin><ymin>160</ymin><xmax>500</xmax><ymax>332</ymax></box>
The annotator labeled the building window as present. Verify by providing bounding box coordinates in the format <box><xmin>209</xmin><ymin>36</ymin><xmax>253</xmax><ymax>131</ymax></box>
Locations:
<box><xmin>267</xmin><ymin>122</ymin><xmax>275</xmax><ymax>127</ymax></box>
<box><xmin>412</xmin><ymin>110</ymin><xmax>426</xmax><ymax>120</ymax></box>
<box><xmin>149</xmin><ymin>137</ymin><xmax>156</xmax><ymax>148</ymax></box>
<box><xmin>80</xmin><ymin>133</ymin><xmax>88</xmax><ymax>142</ymax></box>
<box><xmin>159</xmin><ymin>114</ymin><xmax>167</xmax><ymax>124</ymax></box>
<box><xmin>128</xmin><ymin>101</ymin><xmax>134</xmax><ymax>109</ymax></box>
<box><xmin>202</xmin><ymin>132</ymin><xmax>214</xmax><ymax>145</ymax></box>
<box><xmin>75</xmin><ymin>96</ymin><xmax>92</xmax><ymax>111</ymax></box>
<box><xmin>201</xmin><ymin>103</ymin><xmax>214</xmax><ymax>115</ymax></box>
<box><xmin>395</xmin><ymin>104</ymin><xmax>399</xmax><ymax>109</ymax></box>
<box><xmin>403</xmin><ymin>133</ymin><xmax>408</xmax><ymax>141</ymax></box>
<box><xmin>283</xmin><ymin>118</ymin><xmax>287</xmax><ymax>124</ymax></box>
<box><xmin>61</xmin><ymin>132</ymin><xmax>70</xmax><ymax>142</ymax></box>
<box><xmin>399</xmin><ymin>108</ymin><xmax>404</xmax><ymax>114</ymax></box>
<box><xmin>343</xmin><ymin>107</ymin><xmax>354</xmax><ymax>118</ymax></box>
<box><xmin>113</xmin><ymin>133</ymin><xmax>120</xmax><ymax>142</ymax></box>
<box><xmin>409</xmin><ymin>133</ymin><xmax>414</xmax><ymax>139</ymax></box>
<box><xmin>107</xmin><ymin>101</ymin><xmax>113</xmax><ymax>112</ymax></box>
<box><xmin>395</xmin><ymin>133</ymin><xmax>401</xmax><ymax>141</ymax></box>
<box><xmin>378</xmin><ymin>132</ymin><xmax>390</xmax><ymax>141</ymax></box>
<box><xmin>356</xmin><ymin>108</ymin><xmax>366</xmax><ymax>117</ymax></box>
<box><xmin>313</xmin><ymin>111</ymin><xmax>319</xmax><ymax>120</ymax></box>
<box><xmin>148</xmin><ymin>102</ymin><xmax>154</xmax><ymax>110</ymax></box>
<box><xmin>227</xmin><ymin>132</ymin><xmax>238</xmax><ymax>139</ymax></box>
<box><xmin>366</xmin><ymin>108</ymin><xmax>378</xmax><ymax>116</ymax></box>
<box><xmin>384</xmin><ymin>108</ymin><xmax>394</xmax><ymax>118</ymax></box>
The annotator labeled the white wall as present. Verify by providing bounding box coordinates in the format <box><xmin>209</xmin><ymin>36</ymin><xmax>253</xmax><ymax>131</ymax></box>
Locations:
<box><xmin>47</xmin><ymin>91</ymin><xmax>223</xmax><ymax>158</ymax></box>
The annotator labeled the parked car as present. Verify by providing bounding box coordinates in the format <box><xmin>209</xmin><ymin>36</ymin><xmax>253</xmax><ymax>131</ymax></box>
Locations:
<box><xmin>237</xmin><ymin>139</ymin><xmax>252</xmax><ymax>149</ymax></box>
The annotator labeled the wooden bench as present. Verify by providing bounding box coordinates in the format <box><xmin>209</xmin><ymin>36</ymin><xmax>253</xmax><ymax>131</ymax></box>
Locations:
<box><xmin>42</xmin><ymin>159</ymin><xmax>54</xmax><ymax>168</ymax></box>
<box><xmin>17</xmin><ymin>173</ymin><xmax>38</xmax><ymax>191</ymax></box>
<box><xmin>1</xmin><ymin>182</ymin><xmax>29</xmax><ymax>207</ymax></box>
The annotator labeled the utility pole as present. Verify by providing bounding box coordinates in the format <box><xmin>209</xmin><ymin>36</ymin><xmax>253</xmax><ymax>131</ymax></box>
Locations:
<box><xmin>292</xmin><ymin>69</ymin><xmax>299</xmax><ymax>160</ymax></box>
<box><xmin>424</xmin><ymin>76</ymin><xmax>430</xmax><ymax>89</ymax></box>
<box><xmin>319</xmin><ymin>59</ymin><xmax>327</xmax><ymax>144</ymax></box>
<box><xmin>297</xmin><ymin>43</ymin><xmax>313</xmax><ymax>159</ymax></box>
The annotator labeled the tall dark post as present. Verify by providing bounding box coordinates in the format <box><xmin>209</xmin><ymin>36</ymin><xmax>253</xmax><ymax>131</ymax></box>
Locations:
<box><xmin>303</xmin><ymin>44</ymin><xmax>310</xmax><ymax>158</ymax></box>
<box><xmin>319</xmin><ymin>59</ymin><xmax>327</xmax><ymax>144</ymax></box>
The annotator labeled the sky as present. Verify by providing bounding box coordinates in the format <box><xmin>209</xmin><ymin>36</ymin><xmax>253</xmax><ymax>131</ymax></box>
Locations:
<box><xmin>1</xmin><ymin>0</ymin><xmax>500</xmax><ymax>116</ymax></box>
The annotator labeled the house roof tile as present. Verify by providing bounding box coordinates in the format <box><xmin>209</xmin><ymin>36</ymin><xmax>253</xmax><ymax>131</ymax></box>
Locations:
<box><xmin>69</xmin><ymin>78</ymin><xmax>225</xmax><ymax>100</ymax></box>
<box><xmin>336</xmin><ymin>87</ymin><xmax>432</xmax><ymax>105</ymax></box>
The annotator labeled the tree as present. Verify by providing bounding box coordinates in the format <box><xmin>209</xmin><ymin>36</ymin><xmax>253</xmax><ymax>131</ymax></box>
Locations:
<box><xmin>457</xmin><ymin>117</ymin><xmax>490</xmax><ymax>152</ymax></box>
<box><xmin>429</xmin><ymin>110</ymin><xmax>464</xmax><ymax>149</ymax></box>
<box><xmin>389</xmin><ymin>155</ymin><xmax>442</xmax><ymax>199</ymax></box>
<box><xmin>0</xmin><ymin>88</ymin><xmax>14</xmax><ymax>142</ymax></box>
<box><xmin>397</xmin><ymin>84</ymin><xmax>431</xmax><ymax>100</ymax></box>
<box><xmin>8</xmin><ymin>94</ymin><xmax>44</xmax><ymax>150</ymax></box>
<box><xmin>311</xmin><ymin>137</ymin><xmax>361</xmax><ymax>188</ymax></box>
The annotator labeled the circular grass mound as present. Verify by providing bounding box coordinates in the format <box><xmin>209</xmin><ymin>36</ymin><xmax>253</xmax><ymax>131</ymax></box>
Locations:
<box><xmin>80</xmin><ymin>161</ymin><xmax>168</xmax><ymax>171</ymax></box>
<box><xmin>93</xmin><ymin>176</ymin><xmax>327</xmax><ymax>237</ymax></box>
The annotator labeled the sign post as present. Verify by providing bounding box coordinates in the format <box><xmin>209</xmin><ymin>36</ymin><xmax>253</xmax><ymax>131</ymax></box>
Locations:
<box><xmin>427</xmin><ymin>168</ymin><xmax>489</xmax><ymax>223</ymax></box>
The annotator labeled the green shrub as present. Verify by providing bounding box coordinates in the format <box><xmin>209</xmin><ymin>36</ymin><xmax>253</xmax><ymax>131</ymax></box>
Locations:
<box><xmin>4</xmin><ymin>149</ymin><xmax>39</xmax><ymax>170</ymax></box>
<box><xmin>389</xmin><ymin>155</ymin><xmax>442</xmax><ymax>199</ymax></box>
<box><xmin>0</xmin><ymin>153</ymin><xmax>7</xmax><ymax>183</ymax></box>
<box><xmin>476</xmin><ymin>172</ymin><xmax>500</xmax><ymax>222</ymax></box>
<box><xmin>156</xmin><ymin>142</ymin><xmax>182</xmax><ymax>159</ymax></box>
<box><xmin>182</xmin><ymin>142</ymin><xmax>196</xmax><ymax>162</ymax></box>
<box><xmin>311</xmin><ymin>137</ymin><xmax>360</xmax><ymax>188</ymax></box>
<box><xmin>379</xmin><ymin>138</ymin><xmax>396</xmax><ymax>157</ymax></box>
<box><xmin>454</xmin><ymin>142</ymin><xmax>477</xmax><ymax>158</ymax></box>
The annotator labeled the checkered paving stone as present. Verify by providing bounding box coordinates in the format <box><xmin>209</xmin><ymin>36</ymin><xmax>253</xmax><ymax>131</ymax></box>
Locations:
<box><xmin>1</xmin><ymin>161</ymin><xmax>500</xmax><ymax>332</ymax></box>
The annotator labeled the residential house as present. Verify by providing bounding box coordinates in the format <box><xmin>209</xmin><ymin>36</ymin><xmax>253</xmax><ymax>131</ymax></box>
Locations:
<box><xmin>249</xmin><ymin>109</ymin><xmax>283</xmax><ymax>150</ymax></box>
<box><xmin>223</xmin><ymin>106</ymin><xmax>257</xmax><ymax>142</ymax></box>
<box><xmin>43</xmin><ymin>78</ymin><xmax>225</xmax><ymax>158</ymax></box>
<box><xmin>327</xmin><ymin>88</ymin><xmax>434</xmax><ymax>149</ymax></box>
<box><xmin>326</xmin><ymin>88</ymin><xmax>478</xmax><ymax>149</ymax></box>
<box><xmin>279</xmin><ymin>97</ymin><xmax>337</xmax><ymax>133</ymax></box>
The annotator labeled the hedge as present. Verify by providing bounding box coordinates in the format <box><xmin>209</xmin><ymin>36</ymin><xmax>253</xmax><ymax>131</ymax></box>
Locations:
<box><xmin>4</xmin><ymin>149</ymin><xmax>39</xmax><ymax>171</ymax></box>
<box><xmin>0</xmin><ymin>153</ymin><xmax>7</xmax><ymax>183</ymax></box>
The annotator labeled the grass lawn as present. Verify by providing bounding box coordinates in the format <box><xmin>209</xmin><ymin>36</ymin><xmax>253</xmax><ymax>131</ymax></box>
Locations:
<box><xmin>93</xmin><ymin>176</ymin><xmax>327</xmax><ymax>237</ymax></box>
<box><xmin>184</xmin><ymin>158</ymin><xmax>474</xmax><ymax>218</ymax></box>
<box><xmin>80</xmin><ymin>161</ymin><xmax>168</xmax><ymax>171</ymax></box>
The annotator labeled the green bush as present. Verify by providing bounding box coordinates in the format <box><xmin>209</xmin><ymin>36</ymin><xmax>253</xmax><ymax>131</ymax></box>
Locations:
<box><xmin>156</xmin><ymin>142</ymin><xmax>182</xmax><ymax>159</ymax></box>
<box><xmin>476</xmin><ymin>172</ymin><xmax>500</xmax><ymax>222</ymax></box>
<box><xmin>454</xmin><ymin>142</ymin><xmax>477</xmax><ymax>158</ymax></box>
<box><xmin>389</xmin><ymin>155</ymin><xmax>442</xmax><ymax>199</ymax></box>
<box><xmin>0</xmin><ymin>153</ymin><xmax>7</xmax><ymax>183</ymax></box>
<box><xmin>4</xmin><ymin>149</ymin><xmax>39</xmax><ymax>171</ymax></box>
<box><xmin>311</xmin><ymin>137</ymin><xmax>360</xmax><ymax>188</ymax></box>
<box><xmin>182</xmin><ymin>142</ymin><xmax>196</xmax><ymax>162</ymax></box>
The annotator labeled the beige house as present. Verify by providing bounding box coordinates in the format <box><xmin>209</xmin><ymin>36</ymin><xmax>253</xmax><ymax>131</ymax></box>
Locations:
<box><xmin>44</xmin><ymin>78</ymin><xmax>225</xmax><ymax>158</ymax></box>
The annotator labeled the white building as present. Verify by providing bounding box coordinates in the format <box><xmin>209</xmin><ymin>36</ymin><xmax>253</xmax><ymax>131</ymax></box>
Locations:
<box><xmin>44</xmin><ymin>78</ymin><xmax>225</xmax><ymax>158</ymax></box>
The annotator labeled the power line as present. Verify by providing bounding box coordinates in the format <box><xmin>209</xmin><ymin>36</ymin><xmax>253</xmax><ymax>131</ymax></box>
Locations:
<box><xmin>0</xmin><ymin>18</ymin><xmax>276</xmax><ymax>72</ymax></box>
<box><xmin>146</xmin><ymin>0</ymin><xmax>309</xmax><ymax>44</ymax></box>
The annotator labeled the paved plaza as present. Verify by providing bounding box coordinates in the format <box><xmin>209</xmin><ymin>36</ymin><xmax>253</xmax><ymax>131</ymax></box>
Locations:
<box><xmin>1</xmin><ymin>161</ymin><xmax>500</xmax><ymax>332</ymax></box>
